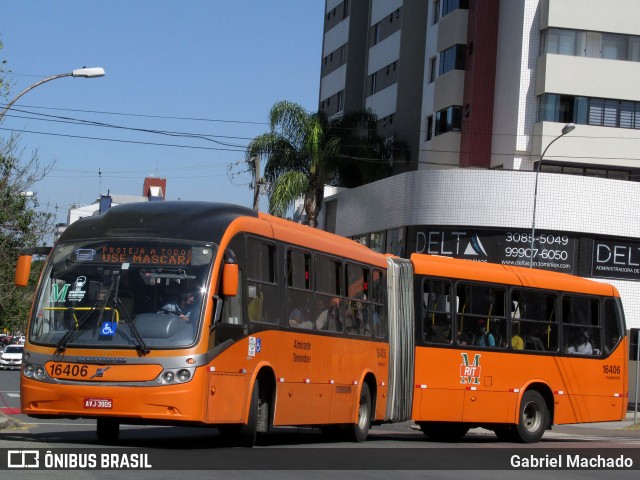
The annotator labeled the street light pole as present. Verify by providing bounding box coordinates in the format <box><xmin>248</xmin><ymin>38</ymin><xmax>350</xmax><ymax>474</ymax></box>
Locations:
<box><xmin>529</xmin><ymin>123</ymin><xmax>575</xmax><ymax>268</ymax></box>
<box><xmin>0</xmin><ymin>67</ymin><xmax>105</xmax><ymax>122</ymax></box>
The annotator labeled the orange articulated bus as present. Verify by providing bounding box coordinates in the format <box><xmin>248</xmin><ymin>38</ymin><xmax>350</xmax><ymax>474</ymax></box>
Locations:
<box><xmin>410</xmin><ymin>253</ymin><xmax>628</xmax><ymax>442</ymax></box>
<box><xmin>14</xmin><ymin>202</ymin><xmax>414</xmax><ymax>446</ymax></box>
<box><xmin>14</xmin><ymin>202</ymin><xmax>627</xmax><ymax>446</ymax></box>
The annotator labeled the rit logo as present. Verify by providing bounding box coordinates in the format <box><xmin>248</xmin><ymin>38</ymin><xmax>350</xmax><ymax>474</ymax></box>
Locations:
<box><xmin>459</xmin><ymin>353</ymin><xmax>482</xmax><ymax>385</ymax></box>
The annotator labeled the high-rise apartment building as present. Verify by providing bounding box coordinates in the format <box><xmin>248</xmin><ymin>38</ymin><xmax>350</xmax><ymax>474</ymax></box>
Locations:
<box><xmin>319</xmin><ymin>0</ymin><xmax>640</xmax><ymax>329</ymax></box>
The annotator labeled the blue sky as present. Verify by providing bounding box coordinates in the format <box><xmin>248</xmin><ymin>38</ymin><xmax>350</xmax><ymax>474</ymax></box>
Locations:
<box><xmin>1</xmin><ymin>1</ymin><xmax>324</xmax><ymax>224</ymax></box>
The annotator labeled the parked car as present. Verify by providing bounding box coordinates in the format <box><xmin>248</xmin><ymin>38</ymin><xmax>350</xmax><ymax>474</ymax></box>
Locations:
<box><xmin>0</xmin><ymin>344</ymin><xmax>24</xmax><ymax>370</ymax></box>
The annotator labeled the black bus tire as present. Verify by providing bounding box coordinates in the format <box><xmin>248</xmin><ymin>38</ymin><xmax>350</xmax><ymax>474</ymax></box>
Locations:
<box><xmin>237</xmin><ymin>378</ymin><xmax>260</xmax><ymax>447</ymax></box>
<box><xmin>96</xmin><ymin>418</ymin><xmax>120</xmax><ymax>444</ymax></box>
<box><xmin>351</xmin><ymin>383</ymin><xmax>372</xmax><ymax>442</ymax></box>
<box><xmin>514</xmin><ymin>390</ymin><xmax>548</xmax><ymax>443</ymax></box>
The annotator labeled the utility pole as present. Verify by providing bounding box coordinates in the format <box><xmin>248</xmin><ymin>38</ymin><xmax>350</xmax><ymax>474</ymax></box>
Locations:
<box><xmin>251</xmin><ymin>155</ymin><xmax>263</xmax><ymax>211</ymax></box>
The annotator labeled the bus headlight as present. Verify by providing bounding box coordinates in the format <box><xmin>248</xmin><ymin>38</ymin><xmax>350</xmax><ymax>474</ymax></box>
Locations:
<box><xmin>159</xmin><ymin>368</ymin><xmax>194</xmax><ymax>384</ymax></box>
<box><xmin>35</xmin><ymin>366</ymin><xmax>47</xmax><ymax>380</ymax></box>
<box><xmin>23</xmin><ymin>363</ymin><xmax>48</xmax><ymax>381</ymax></box>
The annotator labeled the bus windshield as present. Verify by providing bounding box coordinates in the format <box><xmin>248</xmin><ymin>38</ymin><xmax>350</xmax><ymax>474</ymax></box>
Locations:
<box><xmin>29</xmin><ymin>240</ymin><xmax>216</xmax><ymax>350</ymax></box>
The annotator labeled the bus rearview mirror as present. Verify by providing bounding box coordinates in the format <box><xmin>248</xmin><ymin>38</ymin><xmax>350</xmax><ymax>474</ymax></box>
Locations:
<box><xmin>15</xmin><ymin>254</ymin><xmax>33</xmax><ymax>287</ymax></box>
<box><xmin>222</xmin><ymin>263</ymin><xmax>239</xmax><ymax>297</ymax></box>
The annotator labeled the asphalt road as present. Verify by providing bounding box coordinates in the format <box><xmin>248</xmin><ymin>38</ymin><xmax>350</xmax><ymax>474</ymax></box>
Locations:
<box><xmin>2</xmin><ymin>368</ymin><xmax>640</xmax><ymax>479</ymax></box>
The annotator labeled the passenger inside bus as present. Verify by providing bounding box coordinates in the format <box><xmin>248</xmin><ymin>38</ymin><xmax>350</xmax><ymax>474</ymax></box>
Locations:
<box><xmin>161</xmin><ymin>292</ymin><xmax>195</xmax><ymax>322</ymax></box>
<box><xmin>524</xmin><ymin>326</ymin><xmax>546</xmax><ymax>351</ymax></box>
<box><xmin>248</xmin><ymin>286</ymin><xmax>264</xmax><ymax>322</ymax></box>
<box><xmin>456</xmin><ymin>328</ymin><xmax>473</xmax><ymax>345</ymax></box>
<box><xmin>511</xmin><ymin>322</ymin><xmax>524</xmax><ymax>350</ymax></box>
<box><xmin>316</xmin><ymin>298</ymin><xmax>341</xmax><ymax>331</ymax></box>
<box><xmin>476</xmin><ymin>320</ymin><xmax>495</xmax><ymax>347</ymax></box>
<box><xmin>426</xmin><ymin>319</ymin><xmax>452</xmax><ymax>343</ymax></box>
<box><xmin>289</xmin><ymin>308</ymin><xmax>313</xmax><ymax>329</ymax></box>
<box><xmin>567</xmin><ymin>329</ymin><xmax>593</xmax><ymax>355</ymax></box>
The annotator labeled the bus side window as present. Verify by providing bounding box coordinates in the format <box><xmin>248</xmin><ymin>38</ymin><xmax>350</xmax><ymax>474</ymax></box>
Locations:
<box><xmin>423</xmin><ymin>278</ymin><xmax>452</xmax><ymax>344</ymax></box>
<box><xmin>603</xmin><ymin>298</ymin><xmax>622</xmax><ymax>355</ymax></box>
<box><xmin>286</xmin><ymin>249</ymin><xmax>314</xmax><ymax>330</ymax></box>
<box><xmin>371</xmin><ymin>269</ymin><xmax>386</xmax><ymax>338</ymax></box>
<box><xmin>344</xmin><ymin>264</ymin><xmax>370</xmax><ymax>336</ymax></box>
<box><xmin>515</xmin><ymin>288</ymin><xmax>558</xmax><ymax>352</ymax></box>
<box><xmin>247</xmin><ymin>238</ymin><xmax>280</xmax><ymax>325</ymax></box>
<box><xmin>315</xmin><ymin>256</ymin><xmax>343</xmax><ymax>333</ymax></box>
<box><xmin>562</xmin><ymin>295</ymin><xmax>599</xmax><ymax>355</ymax></box>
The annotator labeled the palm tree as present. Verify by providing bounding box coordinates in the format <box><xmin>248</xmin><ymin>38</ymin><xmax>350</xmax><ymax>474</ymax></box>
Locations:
<box><xmin>246</xmin><ymin>101</ymin><xmax>392</xmax><ymax>228</ymax></box>
<box><xmin>326</xmin><ymin>109</ymin><xmax>392</xmax><ymax>188</ymax></box>
<box><xmin>246</xmin><ymin>101</ymin><xmax>339</xmax><ymax>228</ymax></box>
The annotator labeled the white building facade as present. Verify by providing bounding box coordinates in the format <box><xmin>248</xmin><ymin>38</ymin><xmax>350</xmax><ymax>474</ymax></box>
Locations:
<box><xmin>319</xmin><ymin>0</ymin><xmax>640</xmax><ymax>330</ymax></box>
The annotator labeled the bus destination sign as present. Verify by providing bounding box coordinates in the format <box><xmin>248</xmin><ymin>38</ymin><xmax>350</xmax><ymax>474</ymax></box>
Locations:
<box><xmin>74</xmin><ymin>245</ymin><xmax>192</xmax><ymax>266</ymax></box>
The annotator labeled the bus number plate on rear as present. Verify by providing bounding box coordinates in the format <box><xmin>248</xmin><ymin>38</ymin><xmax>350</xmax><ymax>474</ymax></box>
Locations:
<box><xmin>84</xmin><ymin>398</ymin><xmax>113</xmax><ymax>409</ymax></box>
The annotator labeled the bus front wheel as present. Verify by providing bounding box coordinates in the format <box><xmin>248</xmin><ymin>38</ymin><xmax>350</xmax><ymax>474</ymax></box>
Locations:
<box><xmin>236</xmin><ymin>379</ymin><xmax>261</xmax><ymax>447</ymax></box>
<box><xmin>96</xmin><ymin>418</ymin><xmax>119</xmax><ymax>443</ymax></box>
<box><xmin>514</xmin><ymin>390</ymin><xmax>548</xmax><ymax>443</ymax></box>
<box><xmin>350</xmin><ymin>383</ymin><xmax>372</xmax><ymax>442</ymax></box>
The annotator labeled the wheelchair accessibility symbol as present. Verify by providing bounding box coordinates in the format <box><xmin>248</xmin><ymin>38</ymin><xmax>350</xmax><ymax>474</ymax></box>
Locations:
<box><xmin>100</xmin><ymin>321</ymin><xmax>117</xmax><ymax>336</ymax></box>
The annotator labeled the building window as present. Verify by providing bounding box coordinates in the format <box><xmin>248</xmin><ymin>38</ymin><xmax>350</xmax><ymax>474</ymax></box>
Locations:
<box><xmin>371</xmin><ymin>23</ymin><xmax>380</xmax><ymax>46</ymax></box>
<box><xmin>538</xmin><ymin>93</ymin><xmax>640</xmax><ymax>129</ymax></box>
<box><xmin>429</xmin><ymin>56</ymin><xmax>437</xmax><ymax>83</ymax></box>
<box><xmin>432</xmin><ymin>0</ymin><xmax>441</xmax><ymax>24</ymax></box>
<box><xmin>442</xmin><ymin>0</ymin><xmax>468</xmax><ymax>17</ymax></box>
<box><xmin>369</xmin><ymin>72</ymin><xmax>377</xmax><ymax>95</ymax></box>
<box><xmin>321</xmin><ymin>44</ymin><xmax>348</xmax><ymax>77</ymax></box>
<box><xmin>369</xmin><ymin>7</ymin><xmax>403</xmax><ymax>46</ymax></box>
<box><xmin>367</xmin><ymin>61</ymin><xmax>400</xmax><ymax>97</ymax></box>
<box><xmin>542</xmin><ymin>28</ymin><xmax>640</xmax><ymax>63</ymax></box>
<box><xmin>434</xmin><ymin>106</ymin><xmax>462</xmax><ymax>136</ymax></box>
<box><xmin>426</xmin><ymin>115</ymin><xmax>433</xmax><ymax>141</ymax></box>
<box><xmin>539</xmin><ymin>161</ymin><xmax>640</xmax><ymax>182</ymax></box>
<box><xmin>439</xmin><ymin>45</ymin><xmax>466</xmax><ymax>75</ymax></box>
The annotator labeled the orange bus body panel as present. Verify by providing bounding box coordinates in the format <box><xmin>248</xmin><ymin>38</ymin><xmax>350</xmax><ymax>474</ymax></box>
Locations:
<box><xmin>411</xmin><ymin>253</ymin><xmax>627</xmax><ymax>427</ymax></box>
<box><xmin>412</xmin><ymin>343</ymin><xmax>627</xmax><ymax>425</ymax></box>
<box><xmin>205</xmin><ymin>330</ymin><xmax>388</xmax><ymax>426</ymax></box>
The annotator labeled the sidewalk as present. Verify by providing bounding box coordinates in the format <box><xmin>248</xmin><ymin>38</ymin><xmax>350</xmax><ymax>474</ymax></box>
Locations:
<box><xmin>550</xmin><ymin>411</ymin><xmax>640</xmax><ymax>437</ymax></box>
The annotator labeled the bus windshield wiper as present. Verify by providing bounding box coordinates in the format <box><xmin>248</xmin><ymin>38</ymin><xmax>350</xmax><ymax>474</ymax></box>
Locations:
<box><xmin>56</xmin><ymin>279</ymin><xmax>115</xmax><ymax>353</ymax></box>
<box><xmin>55</xmin><ymin>272</ymin><xmax>150</xmax><ymax>355</ymax></box>
<box><xmin>111</xmin><ymin>272</ymin><xmax>150</xmax><ymax>355</ymax></box>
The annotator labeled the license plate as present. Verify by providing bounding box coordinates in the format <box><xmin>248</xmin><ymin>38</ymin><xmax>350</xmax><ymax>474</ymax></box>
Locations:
<box><xmin>84</xmin><ymin>398</ymin><xmax>113</xmax><ymax>409</ymax></box>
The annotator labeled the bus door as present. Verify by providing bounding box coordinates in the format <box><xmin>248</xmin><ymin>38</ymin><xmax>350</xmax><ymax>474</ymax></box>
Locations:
<box><xmin>413</xmin><ymin>277</ymin><xmax>465</xmax><ymax>422</ymax></box>
<box><xmin>458</xmin><ymin>283</ymin><xmax>513</xmax><ymax>424</ymax></box>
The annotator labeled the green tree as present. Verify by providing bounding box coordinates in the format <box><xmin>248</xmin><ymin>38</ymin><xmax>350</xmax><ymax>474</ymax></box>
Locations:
<box><xmin>0</xmin><ymin>41</ymin><xmax>54</xmax><ymax>334</ymax></box>
<box><xmin>246</xmin><ymin>101</ymin><xmax>391</xmax><ymax>227</ymax></box>
<box><xmin>326</xmin><ymin>109</ymin><xmax>392</xmax><ymax>188</ymax></box>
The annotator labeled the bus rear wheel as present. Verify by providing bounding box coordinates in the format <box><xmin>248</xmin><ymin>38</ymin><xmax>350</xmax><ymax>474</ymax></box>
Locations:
<box><xmin>96</xmin><ymin>418</ymin><xmax>119</xmax><ymax>444</ymax></box>
<box><xmin>419</xmin><ymin>422</ymin><xmax>469</xmax><ymax>442</ymax></box>
<box><xmin>349</xmin><ymin>383</ymin><xmax>372</xmax><ymax>442</ymax></box>
<box><xmin>514</xmin><ymin>390</ymin><xmax>548</xmax><ymax>443</ymax></box>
